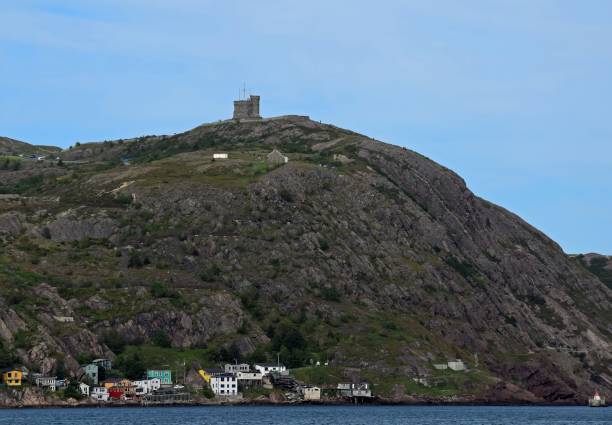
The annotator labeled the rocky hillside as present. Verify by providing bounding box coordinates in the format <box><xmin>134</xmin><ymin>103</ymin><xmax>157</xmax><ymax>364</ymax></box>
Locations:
<box><xmin>574</xmin><ymin>254</ymin><xmax>612</xmax><ymax>290</ymax></box>
<box><xmin>0</xmin><ymin>116</ymin><xmax>610</xmax><ymax>403</ymax></box>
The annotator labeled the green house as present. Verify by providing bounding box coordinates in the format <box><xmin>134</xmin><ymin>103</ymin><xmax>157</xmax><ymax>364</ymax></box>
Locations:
<box><xmin>147</xmin><ymin>369</ymin><xmax>172</xmax><ymax>385</ymax></box>
<box><xmin>83</xmin><ymin>363</ymin><xmax>99</xmax><ymax>385</ymax></box>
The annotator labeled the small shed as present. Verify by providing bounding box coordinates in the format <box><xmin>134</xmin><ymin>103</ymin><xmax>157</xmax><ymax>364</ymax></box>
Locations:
<box><xmin>213</xmin><ymin>153</ymin><xmax>228</xmax><ymax>159</ymax></box>
<box><xmin>267</xmin><ymin>149</ymin><xmax>288</xmax><ymax>165</ymax></box>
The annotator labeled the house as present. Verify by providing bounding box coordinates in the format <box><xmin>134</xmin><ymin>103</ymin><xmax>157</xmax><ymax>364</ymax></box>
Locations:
<box><xmin>198</xmin><ymin>368</ymin><xmax>227</xmax><ymax>384</ymax></box>
<box><xmin>337</xmin><ymin>382</ymin><xmax>372</xmax><ymax>398</ymax></box>
<box><xmin>92</xmin><ymin>358</ymin><xmax>112</xmax><ymax>371</ymax></box>
<box><xmin>225</xmin><ymin>363</ymin><xmax>250</xmax><ymax>373</ymax></box>
<box><xmin>108</xmin><ymin>387</ymin><xmax>125</xmax><ymax>400</ymax></box>
<box><xmin>210</xmin><ymin>373</ymin><xmax>238</xmax><ymax>396</ymax></box>
<box><xmin>35</xmin><ymin>376</ymin><xmax>57</xmax><ymax>392</ymax></box>
<box><xmin>83</xmin><ymin>363</ymin><xmax>99</xmax><ymax>385</ymax></box>
<box><xmin>213</xmin><ymin>153</ymin><xmax>228</xmax><ymax>159</ymax></box>
<box><xmin>236</xmin><ymin>371</ymin><xmax>263</xmax><ymax>389</ymax></box>
<box><xmin>147</xmin><ymin>369</ymin><xmax>172</xmax><ymax>385</ymax></box>
<box><xmin>118</xmin><ymin>378</ymin><xmax>132</xmax><ymax>388</ymax></box>
<box><xmin>102</xmin><ymin>377</ymin><xmax>123</xmax><ymax>389</ymax></box>
<box><xmin>55</xmin><ymin>379</ymin><xmax>68</xmax><ymax>389</ymax></box>
<box><xmin>302</xmin><ymin>385</ymin><xmax>321</xmax><ymax>401</ymax></box>
<box><xmin>79</xmin><ymin>383</ymin><xmax>90</xmax><ymax>396</ymax></box>
<box><xmin>2</xmin><ymin>369</ymin><xmax>23</xmax><ymax>386</ymax></box>
<box><xmin>254</xmin><ymin>363</ymin><xmax>286</xmax><ymax>375</ymax></box>
<box><xmin>433</xmin><ymin>363</ymin><xmax>448</xmax><ymax>370</ymax></box>
<box><xmin>91</xmin><ymin>386</ymin><xmax>109</xmax><ymax>401</ymax></box>
<box><xmin>447</xmin><ymin>359</ymin><xmax>466</xmax><ymax>371</ymax></box>
<box><xmin>115</xmin><ymin>379</ymin><xmax>136</xmax><ymax>398</ymax></box>
<box><xmin>132</xmin><ymin>378</ymin><xmax>161</xmax><ymax>396</ymax></box>
<box><xmin>267</xmin><ymin>149</ymin><xmax>288</xmax><ymax>166</ymax></box>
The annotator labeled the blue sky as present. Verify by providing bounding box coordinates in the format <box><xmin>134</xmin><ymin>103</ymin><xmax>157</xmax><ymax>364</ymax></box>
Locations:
<box><xmin>1</xmin><ymin>0</ymin><xmax>611</xmax><ymax>254</ymax></box>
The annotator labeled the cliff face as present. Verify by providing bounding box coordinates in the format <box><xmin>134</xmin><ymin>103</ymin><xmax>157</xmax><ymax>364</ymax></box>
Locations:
<box><xmin>0</xmin><ymin>117</ymin><xmax>610</xmax><ymax>403</ymax></box>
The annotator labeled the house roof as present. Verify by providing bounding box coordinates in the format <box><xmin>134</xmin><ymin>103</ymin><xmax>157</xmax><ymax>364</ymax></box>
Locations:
<box><xmin>215</xmin><ymin>373</ymin><xmax>237</xmax><ymax>379</ymax></box>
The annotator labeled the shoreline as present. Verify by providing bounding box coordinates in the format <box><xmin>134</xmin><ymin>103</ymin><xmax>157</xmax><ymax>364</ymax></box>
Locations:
<box><xmin>1</xmin><ymin>398</ymin><xmax>602</xmax><ymax>409</ymax></box>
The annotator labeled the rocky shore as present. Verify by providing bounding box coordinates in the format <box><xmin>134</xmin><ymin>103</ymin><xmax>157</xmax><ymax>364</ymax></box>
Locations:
<box><xmin>0</xmin><ymin>388</ymin><xmax>593</xmax><ymax>409</ymax></box>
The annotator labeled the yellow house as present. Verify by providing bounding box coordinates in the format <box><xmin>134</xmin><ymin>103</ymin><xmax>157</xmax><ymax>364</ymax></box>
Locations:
<box><xmin>198</xmin><ymin>369</ymin><xmax>212</xmax><ymax>383</ymax></box>
<box><xmin>102</xmin><ymin>378</ymin><xmax>122</xmax><ymax>389</ymax></box>
<box><xmin>2</xmin><ymin>370</ymin><xmax>23</xmax><ymax>386</ymax></box>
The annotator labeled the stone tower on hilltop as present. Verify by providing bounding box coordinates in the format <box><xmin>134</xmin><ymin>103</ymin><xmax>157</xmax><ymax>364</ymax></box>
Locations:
<box><xmin>233</xmin><ymin>95</ymin><xmax>261</xmax><ymax>120</ymax></box>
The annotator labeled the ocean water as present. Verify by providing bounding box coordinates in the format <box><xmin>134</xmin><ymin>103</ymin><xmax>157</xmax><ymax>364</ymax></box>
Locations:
<box><xmin>0</xmin><ymin>405</ymin><xmax>609</xmax><ymax>424</ymax></box>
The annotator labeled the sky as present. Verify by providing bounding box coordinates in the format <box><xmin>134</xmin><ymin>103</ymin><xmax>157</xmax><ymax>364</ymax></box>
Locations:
<box><xmin>1</xmin><ymin>0</ymin><xmax>611</xmax><ymax>254</ymax></box>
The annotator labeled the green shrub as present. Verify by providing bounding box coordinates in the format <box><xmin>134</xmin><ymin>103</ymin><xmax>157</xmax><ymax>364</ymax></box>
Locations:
<box><xmin>101</xmin><ymin>330</ymin><xmax>127</xmax><ymax>354</ymax></box>
<box><xmin>150</xmin><ymin>281</ymin><xmax>177</xmax><ymax>298</ymax></box>
<box><xmin>202</xmin><ymin>384</ymin><xmax>215</xmax><ymax>399</ymax></box>
<box><xmin>321</xmin><ymin>286</ymin><xmax>341</xmax><ymax>302</ymax></box>
<box><xmin>200</xmin><ymin>264</ymin><xmax>221</xmax><ymax>282</ymax></box>
<box><xmin>152</xmin><ymin>330</ymin><xmax>172</xmax><ymax>348</ymax></box>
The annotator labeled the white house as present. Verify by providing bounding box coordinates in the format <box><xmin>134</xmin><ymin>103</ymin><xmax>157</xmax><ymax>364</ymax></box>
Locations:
<box><xmin>91</xmin><ymin>386</ymin><xmax>109</xmax><ymax>401</ymax></box>
<box><xmin>236</xmin><ymin>371</ymin><xmax>263</xmax><ymax>388</ymax></box>
<box><xmin>35</xmin><ymin>376</ymin><xmax>57</xmax><ymax>392</ymax></box>
<box><xmin>337</xmin><ymin>382</ymin><xmax>372</xmax><ymax>397</ymax></box>
<box><xmin>132</xmin><ymin>378</ymin><xmax>161</xmax><ymax>395</ymax></box>
<box><xmin>210</xmin><ymin>373</ymin><xmax>238</xmax><ymax>396</ymax></box>
<box><xmin>433</xmin><ymin>363</ymin><xmax>448</xmax><ymax>370</ymax></box>
<box><xmin>213</xmin><ymin>153</ymin><xmax>228</xmax><ymax>159</ymax></box>
<box><xmin>302</xmin><ymin>386</ymin><xmax>321</xmax><ymax>400</ymax></box>
<box><xmin>225</xmin><ymin>363</ymin><xmax>250</xmax><ymax>373</ymax></box>
<box><xmin>79</xmin><ymin>383</ymin><xmax>90</xmax><ymax>396</ymax></box>
<box><xmin>254</xmin><ymin>363</ymin><xmax>286</xmax><ymax>375</ymax></box>
<box><xmin>447</xmin><ymin>359</ymin><xmax>466</xmax><ymax>371</ymax></box>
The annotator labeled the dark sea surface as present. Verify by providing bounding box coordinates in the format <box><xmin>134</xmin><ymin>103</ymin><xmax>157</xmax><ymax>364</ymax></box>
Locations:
<box><xmin>0</xmin><ymin>405</ymin><xmax>609</xmax><ymax>424</ymax></box>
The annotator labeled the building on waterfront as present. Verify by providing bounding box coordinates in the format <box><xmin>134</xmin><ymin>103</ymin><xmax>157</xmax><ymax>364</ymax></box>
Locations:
<box><xmin>254</xmin><ymin>363</ymin><xmax>286</xmax><ymax>375</ymax></box>
<box><xmin>91</xmin><ymin>386</ymin><xmax>109</xmax><ymax>401</ymax></box>
<box><xmin>79</xmin><ymin>383</ymin><xmax>90</xmax><ymax>396</ymax></box>
<box><xmin>83</xmin><ymin>363</ymin><xmax>99</xmax><ymax>385</ymax></box>
<box><xmin>210</xmin><ymin>373</ymin><xmax>238</xmax><ymax>396</ymax></box>
<box><xmin>35</xmin><ymin>376</ymin><xmax>57</xmax><ymax>392</ymax></box>
<box><xmin>224</xmin><ymin>363</ymin><xmax>250</xmax><ymax>373</ymax></box>
<box><xmin>337</xmin><ymin>382</ymin><xmax>372</xmax><ymax>398</ymax></box>
<box><xmin>147</xmin><ymin>369</ymin><xmax>172</xmax><ymax>385</ymax></box>
<box><xmin>236</xmin><ymin>371</ymin><xmax>263</xmax><ymax>389</ymax></box>
<box><xmin>92</xmin><ymin>358</ymin><xmax>112</xmax><ymax>371</ymax></box>
<box><xmin>2</xmin><ymin>369</ymin><xmax>22</xmax><ymax>386</ymax></box>
<box><xmin>301</xmin><ymin>385</ymin><xmax>321</xmax><ymax>400</ymax></box>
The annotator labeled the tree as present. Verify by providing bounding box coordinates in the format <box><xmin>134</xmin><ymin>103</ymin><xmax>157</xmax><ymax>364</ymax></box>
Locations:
<box><xmin>62</xmin><ymin>382</ymin><xmax>83</xmax><ymax>400</ymax></box>
<box><xmin>152</xmin><ymin>330</ymin><xmax>172</xmax><ymax>348</ymax></box>
<box><xmin>118</xmin><ymin>352</ymin><xmax>145</xmax><ymax>380</ymax></box>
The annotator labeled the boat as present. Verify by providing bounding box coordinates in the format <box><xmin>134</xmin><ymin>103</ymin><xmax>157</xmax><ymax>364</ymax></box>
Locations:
<box><xmin>588</xmin><ymin>390</ymin><xmax>606</xmax><ymax>407</ymax></box>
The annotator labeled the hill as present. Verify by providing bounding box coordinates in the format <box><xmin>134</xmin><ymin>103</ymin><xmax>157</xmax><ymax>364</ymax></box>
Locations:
<box><xmin>0</xmin><ymin>116</ymin><xmax>610</xmax><ymax>403</ymax></box>
<box><xmin>0</xmin><ymin>136</ymin><xmax>61</xmax><ymax>156</ymax></box>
